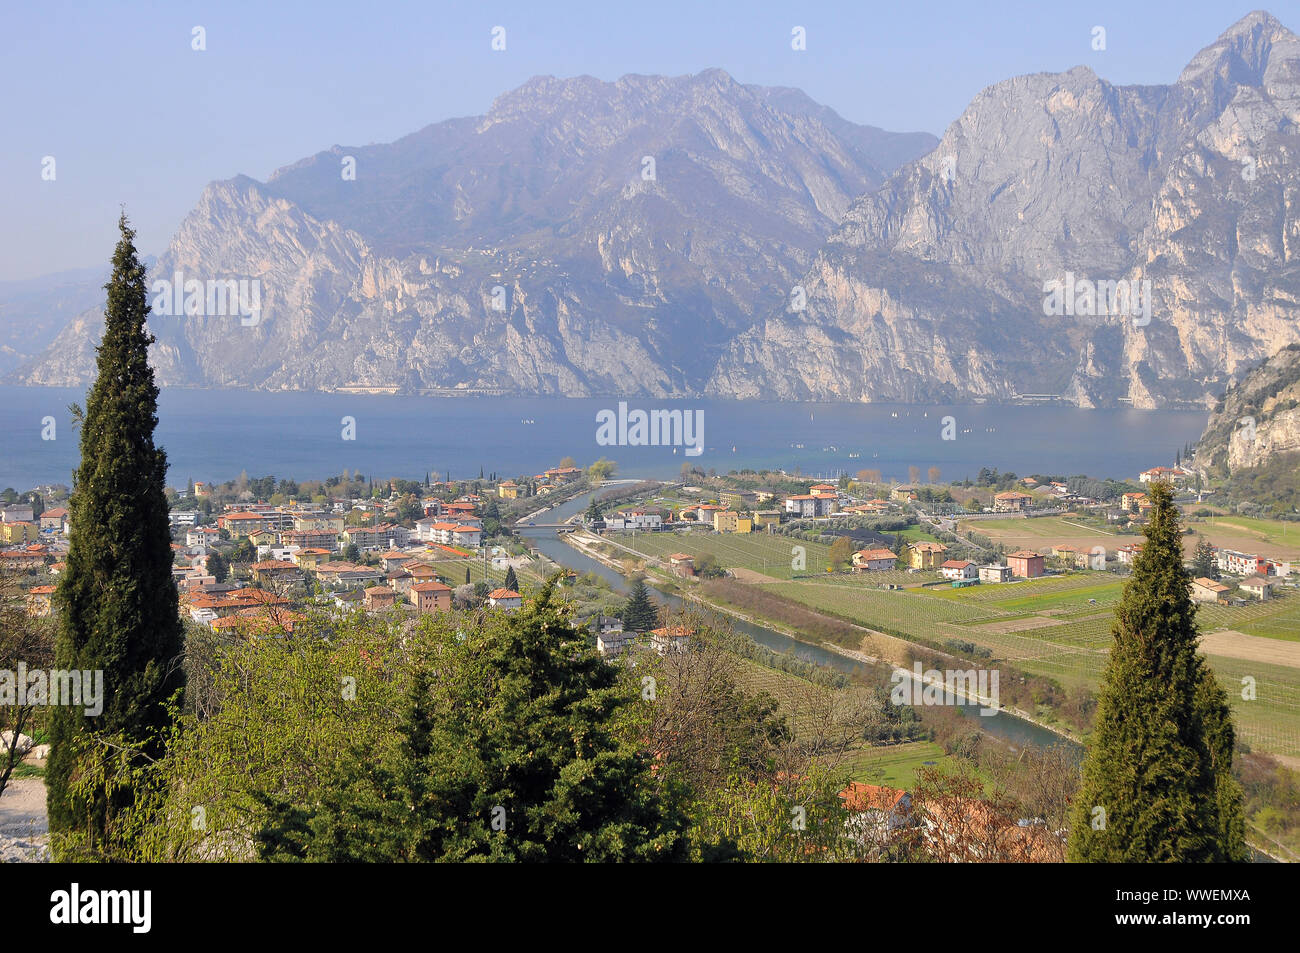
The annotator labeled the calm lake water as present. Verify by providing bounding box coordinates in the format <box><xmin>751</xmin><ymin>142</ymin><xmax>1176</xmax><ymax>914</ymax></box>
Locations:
<box><xmin>0</xmin><ymin>386</ymin><xmax>1208</xmax><ymax>490</ymax></box>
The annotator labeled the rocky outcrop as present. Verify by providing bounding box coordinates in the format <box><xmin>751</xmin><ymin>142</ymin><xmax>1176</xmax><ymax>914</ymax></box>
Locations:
<box><xmin>1195</xmin><ymin>343</ymin><xmax>1300</xmax><ymax>473</ymax></box>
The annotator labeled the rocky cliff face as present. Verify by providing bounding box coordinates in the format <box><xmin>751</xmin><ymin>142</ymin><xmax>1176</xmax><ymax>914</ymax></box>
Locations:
<box><xmin>708</xmin><ymin>11</ymin><xmax>1300</xmax><ymax>407</ymax></box>
<box><xmin>14</xmin><ymin>13</ymin><xmax>1300</xmax><ymax>405</ymax></box>
<box><xmin>10</xmin><ymin>70</ymin><xmax>934</xmax><ymax>395</ymax></box>
<box><xmin>1195</xmin><ymin>343</ymin><xmax>1300</xmax><ymax>473</ymax></box>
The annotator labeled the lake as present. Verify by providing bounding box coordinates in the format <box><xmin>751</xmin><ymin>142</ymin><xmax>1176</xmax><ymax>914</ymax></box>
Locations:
<box><xmin>0</xmin><ymin>386</ymin><xmax>1209</xmax><ymax>490</ymax></box>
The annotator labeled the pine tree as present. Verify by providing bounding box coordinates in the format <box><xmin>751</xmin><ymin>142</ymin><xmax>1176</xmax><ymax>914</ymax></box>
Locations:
<box><xmin>46</xmin><ymin>214</ymin><xmax>186</xmax><ymax>855</ymax></box>
<box><xmin>503</xmin><ymin>565</ymin><xmax>519</xmax><ymax>593</ymax></box>
<box><xmin>622</xmin><ymin>577</ymin><xmax>659</xmax><ymax>632</ymax></box>
<box><xmin>1067</xmin><ymin>482</ymin><xmax>1245</xmax><ymax>861</ymax></box>
<box><xmin>1192</xmin><ymin>536</ymin><xmax>1219</xmax><ymax>581</ymax></box>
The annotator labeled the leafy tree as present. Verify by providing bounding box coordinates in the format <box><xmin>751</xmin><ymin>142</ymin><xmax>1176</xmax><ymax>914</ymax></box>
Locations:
<box><xmin>46</xmin><ymin>214</ymin><xmax>186</xmax><ymax>858</ymax></box>
<box><xmin>622</xmin><ymin>577</ymin><xmax>659</xmax><ymax>632</ymax></box>
<box><xmin>343</xmin><ymin>543</ymin><xmax>361</xmax><ymax>562</ymax></box>
<box><xmin>256</xmin><ymin>579</ymin><xmax>689</xmax><ymax>861</ymax></box>
<box><xmin>585</xmin><ymin>498</ymin><xmax>602</xmax><ymax>522</ymax></box>
<box><xmin>588</xmin><ymin>457</ymin><xmax>618</xmax><ymax>483</ymax></box>
<box><xmin>503</xmin><ymin>565</ymin><xmax>519</xmax><ymax>592</ymax></box>
<box><xmin>1067</xmin><ymin>482</ymin><xmax>1245</xmax><ymax>861</ymax></box>
<box><xmin>1191</xmin><ymin>536</ymin><xmax>1219</xmax><ymax>581</ymax></box>
<box><xmin>828</xmin><ymin>535</ymin><xmax>854</xmax><ymax>571</ymax></box>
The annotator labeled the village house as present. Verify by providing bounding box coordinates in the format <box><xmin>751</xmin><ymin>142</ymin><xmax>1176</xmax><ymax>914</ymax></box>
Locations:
<box><xmin>39</xmin><ymin>508</ymin><xmax>68</xmax><ymax>534</ymax></box>
<box><xmin>979</xmin><ymin>564</ymin><xmax>1013</xmax><ymax>584</ymax></box>
<box><xmin>890</xmin><ymin>485</ymin><xmax>917</xmax><ymax>502</ymax></box>
<box><xmin>409</xmin><ymin>581</ymin><xmax>453</xmax><ymax>614</ymax></box>
<box><xmin>1</xmin><ymin>504</ymin><xmax>35</xmax><ymax>523</ymax></box>
<box><xmin>364</xmin><ymin>585</ymin><xmax>396</xmax><ymax>611</ymax></box>
<box><xmin>1189</xmin><ymin>577</ymin><xmax>1231</xmax><ymax>604</ymax></box>
<box><xmin>908</xmin><ymin>541</ymin><xmax>947</xmax><ymax>570</ymax></box>
<box><xmin>1139</xmin><ymin>466</ymin><xmax>1191</xmax><ymax>486</ymax></box>
<box><xmin>719</xmin><ymin>488</ymin><xmax>758</xmax><ymax>510</ymax></box>
<box><xmin>668</xmin><ymin>553</ymin><xmax>696</xmax><ymax>578</ymax></box>
<box><xmin>185</xmin><ymin>526</ymin><xmax>221</xmax><ymax>549</ymax></box>
<box><xmin>852</xmin><ymin>548</ymin><xmax>898</xmax><ymax>572</ymax></box>
<box><xmin>1006</xmin><ymin>550</ymin><xmax>1046</xmax><ymax>578</ymax></box>
<box><xmin>940</xmin><ymin>559</ymin><xmax>978</xmax><ymax>580</ymax></box>
<box><xmin>809</xmin><ymin>483</ymin><xmax>839</xmax><ymax>498</ymax></box>
<box><xmin>25</xmin><ymin>584</ymin><xmax>55</xmax><ymax>617</ymax></box>
<box><xmin>0</xmin><ymin>550</ymin><xmax>46</xmax><ymax>571</ymax></box>
<box><xmin>488</xmin><ymin>587</ymin><xmax>523</xmax><ymax>611</ymax></box>
<box><xmin>1239</xmin><ymin>576</ymin><xmax>1277</xmax><ymax>600</ymax></box>
<box><xmin>386</xmin><ymin>569</ymin><xmax>414</xmax><ymax>595</ymax></box>
<box><xmin>280</xmin><ymin>529</ymin><xmax>339</xmax><ymax>552</ymax></box>
<box><xmin>1217</xmin><ymin>549</ymin><xmax>1268</xmax><ymax>577</ymax></box>
<box><xmin>712</xmin><ymin>510</ymin><xmax>752</xmax><ymax>533</ymax></box>
<box><xmin>1116</xmin><ymin>543</ymin><xmax>1144</xmax><ymax>566</ymax></box>
<box><xmin>250</xmin><ymin>559</ymin><xmax>301</xmax><ymax>587</ymax></box>
<box><xmin>1073</xmin><ymin>548</ymin><xmax>1107</xmax><ymax>571</ymax></box>
<box><xmin>783</xmin><ymin>494</ymin><xmax>837</xmax><ymax>518</ymax></box>
<box><xmin>650</xmin><ymin>625</ymin><xmax>692</xmax><ymax>655</ymax></box>
<box><xmin>497</xmin><ymin>480</ymin><xmax>520</xmax><ymax>500</ymax></box>
<box><xmin>0</xmin><ymin>522</ymin><xmax>38</xmax><ymax>544</ymax></box>
<box><xmin>992</xmin><ymin>491</ymin><xmax>1034</xmax><ymax>513</ymax></box>
<box><xmin>751</xmin><ymin>509</ymin><xmax>782</xmax><ymax>530</ymax></box>
<box><xmin>219</xmin><ymin>511</ymin><xmax>274</xmax><ymax>536</ymax></box>
<box><xmin>839</xmin><ymin>782</ymin><xmax>916</xmax><ymax>843</ymax></box>
<box><xmin>1120</xmin><ymin>492</ymin><xmax>1148</xmax><ymax>514</ymax></box>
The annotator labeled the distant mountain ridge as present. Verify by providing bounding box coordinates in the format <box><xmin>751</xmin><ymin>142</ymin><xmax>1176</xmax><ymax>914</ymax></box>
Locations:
<box><xmin>8</xmin><ymin>70</ymin><xmax>933</xmax><ymax>395</ymax></box>
<box><xmin>11</xmin><ymin>12</ymin><xmax>1300</xmax><ymax>407</ymax></box>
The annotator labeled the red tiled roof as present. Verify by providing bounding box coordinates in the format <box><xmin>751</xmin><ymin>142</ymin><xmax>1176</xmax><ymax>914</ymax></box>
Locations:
<box><xmin>488</xmin><ymin>588</ymin><xmax>521</xmax><ymax>599</ymax></box>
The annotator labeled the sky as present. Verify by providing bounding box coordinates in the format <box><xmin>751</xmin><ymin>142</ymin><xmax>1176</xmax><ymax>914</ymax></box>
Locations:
<box><xmin>0</xmin><ymin>0</ymin><xmax>1288</xmax><ymax>282</ymax></box>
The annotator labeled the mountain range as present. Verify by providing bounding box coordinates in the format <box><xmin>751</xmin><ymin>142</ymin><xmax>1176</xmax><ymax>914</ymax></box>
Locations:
<box><xmin>8</xmin><ymin>11</ymin><xmax>1300</xmax><ymax>409</ymax></box>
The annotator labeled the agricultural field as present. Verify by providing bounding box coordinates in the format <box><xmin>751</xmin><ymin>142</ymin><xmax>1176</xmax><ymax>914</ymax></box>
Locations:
<box><xmin>1183</xmin><ymin>514</ymin><xmax>1300</xmax><ymax>560</ymax></box>
<box><xmin>959</xmin><ymin>515</ymin><xmax>1124</xmax><ymax>554</ymax></box>
<box><xmin>605</xmin><ymin>529</ymin><xmax>831</xmax><ymax>580</ymax></box>
<box><xmin>753</xmin><ymin>570</ymin><xmax>1300</xmax><ymax>758</ymax></box>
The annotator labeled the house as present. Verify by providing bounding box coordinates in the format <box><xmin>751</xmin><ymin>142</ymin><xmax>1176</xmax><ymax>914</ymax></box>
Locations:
<box><xmin>409</xmin><ymin>581</ymin><xmax>453</xmax><ymax>614</ymax></box>
<box><xmin>940</xmin><ymin>559</ymin><xmax>978</xmax><ymax>580</ymax></box>
<box><xmin>25</xmin><ymin>585</ymin><xmax>55</xmax><ymax>617</ymax></box>
<box><xmin>1072</xmin><ymin>548</ymin><xmax>1106</xmax><ymax>571</ymax></box>
<box><xmin>1120</xmin><ymin>492</ymin><xmax>1148</xmax><ymax>514</ymax></box>
<box><xmin>220</xmin><ymin>512</ymin><xmax>273</xmax><ymax>536</ymax></box>
<box><xmin>1189</xmin><ymin>577</ymin><xmax>1230</xmax><ymax>603</ymax></box>
<box><xmin>1139</xmin><ymin>466</ymin><xmax>1191</xmax><ymax>486</ymax></box>
<box><xmin>0</xmin><ymin>522</ymin><xmax>38</xmax><ymax>544</ymax></box>
<box><xmin>993</xmin><ymin>491</ymin><xmax>1034</xmax><ymax>513</ymax></box>
<box><xmin>712</xmin><ymin>510</ymin><xmax>739</xmax><ymax>533</ymax></box>
<box><xmin>497</xmin><ymin>480</ymin><xmax>520</xmax><ymax>500</ymax></box>
<box><xmin>782</xmin><ymin>495</ymin><xmax>837</xmax><ymax>518</ymax></box>
<box><xmin>488</xmin><ymin>588</ymin><xmax>523</xmax><ymax>611</ymax></box>
<box><xmin>809</xmin><ymin>483</ymin><xmax>839</xmax><ymax>497</ymax></box>
<box><xmin>668</xmin><ymin>553</ymin><xmax>696</xmax><ymax>578</ymax></box>
<box><xmin>720</xmin><ymin>489</ymin><xmax>758</xmax><ymax>510</ymax></box>
<box><xmin>386</xmin><ymin>569</ymin><xmax>414</xmax><ymax>595</ymax></box>
<box><xmin>363</xmin><ymin>586</ymin><xmax>396</xmax><ymax>611</ymax></box>
<box><xmin>649</xmin><ymin>625</ymin><xmax>691</xmax><ymax>655</ymax></box>
<box><xmin>852</xmin><ymin>548</ymin><xmax>898</xmax><ymax>572</ymax></box>
<box><xmin>979</xmin><ymin>565</ymin><xmax>1013</xmax><ymax>584</ymax></box>
<box><xmin>605</xmin><ymin>509</ymin><xmax>663</xmax><ymax>532</ymax></box>
<box><xmin>186</xmin><ymin>526</ymin><xmax>221</xmax><ymax>548</ymax></box>
<box><xmin>250</xmin><ymin>559</ymin><xmax>300</xmax><ymax>587</ymax></box>
<box><xmin>1006</xmin><ymin>551</ymin><xmax>1046</xmax><ymax>578</ymax></box>
<box><xmin>39</xmin><ymin>508</ymin><xmax>68</xmax><ymax>533</ymax></box>
<box><xmin>1217</xmin><ymin>549</ymin><xmax>1267</xmax><ymax>577</ymax></box>
<box><xmin>1239</xmin><ymin>576</ymin><xmax>1276</xmax><ymax>600</ymax></box>
<box><xmin>839</xmin><ymin>782</ymin><xmax>915</xmax><ymax>837</ymax></box>
<box><xmin>751</xmin><ymin>509</ymin><xmax>782</xmax><ymax>530</ymax></box>
<box><xmin>1</xmin><ymin>504</ymin><xmax>35</xmax><ymax>523</ymax></box>
<box><xmin>0</xmin><ymin>550</ymin><xmax>45</xmax><ymax>570</ymax></box>
<box><xmin>451</xmin><ymin>525</ymin><xmax>482</xmax><ymax>548</ymax></box>
<box><xmin>908</xmin><ymin>542</ymin><xmax>947</xmax><ymax>570</ymax></box>
<box><xmin>292</xmin><ymin>513</ymin><xmax>345</xmax><ymax>533</ymax></box>
<box><xmin>890</xmin><ymin>485</ymin><xmax>917</xmax><ymax>502</ymax></box>
<box><xmin>279</xmin><ymin>529</ymin><xmax>339</xmax><ymax>552</ymax></box>
<box><xmin>1116</xmin><ymin>543</ymin><xmax>1144</xmax><ymax>566</ymax></box>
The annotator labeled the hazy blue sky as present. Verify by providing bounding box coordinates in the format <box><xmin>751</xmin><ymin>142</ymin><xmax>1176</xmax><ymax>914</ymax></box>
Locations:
<box><xmin>0</xmin><ymin>0</ymin><xmax>1282</xmax><ymax>281</ymax></box>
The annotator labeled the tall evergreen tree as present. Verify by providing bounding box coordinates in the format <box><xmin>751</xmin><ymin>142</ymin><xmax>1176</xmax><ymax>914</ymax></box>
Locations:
<box><xmin>1068</xmin><ymin>482</ymin><xmax>1245</xmax><ymax>861</ymax></box>
<box><xmin>503</xmin><ymin>565</ymin><xmax>519</xmax><ymax>593</ymax></box>
<box><xmin>1191</xmin><ymin>536</ymin><xmax>1220</xmax><ymax>581</ymax></box>
<box><xmin>622</xmin><ymin>577</ymin><xmax>659</xmax><ymax>632</ymax></box>
<box><xmin>47</xmin><ymin>214</ymin><xmax>186</xmax><ymax>855</ymax></box>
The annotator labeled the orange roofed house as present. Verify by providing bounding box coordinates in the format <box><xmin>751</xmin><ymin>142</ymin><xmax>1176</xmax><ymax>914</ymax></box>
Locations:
<box><xmin>409</xmin><ymin>581</ymin><xmax>453</xmax><ymax>614</ymax></box>
<box><xmin>1006</xmin><ymin>551</ymin><xmax>1045</xmax><ymax>578</ymax></box>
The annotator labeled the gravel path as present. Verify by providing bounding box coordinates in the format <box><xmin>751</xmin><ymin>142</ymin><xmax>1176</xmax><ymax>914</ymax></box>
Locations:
<box><xmin>0</xmin><ymin>778</ymin><xmax>49</xmax><ymax>862</ymax></box>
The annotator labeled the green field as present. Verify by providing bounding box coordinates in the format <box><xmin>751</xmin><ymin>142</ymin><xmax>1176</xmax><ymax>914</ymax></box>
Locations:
<box><xmin>605</xmin><ymin>530</ymin><xmax>832</xmax><ymax>580</ymax></box>
<box><xmin>840</xmin><ymin>740</ymin><xmax>954</xmax><ymax>788</ymax></box>
<box><xmin>747</xmin><ymin>571</ymin><xmax>1300</xmax><ymax>757</ymax></box>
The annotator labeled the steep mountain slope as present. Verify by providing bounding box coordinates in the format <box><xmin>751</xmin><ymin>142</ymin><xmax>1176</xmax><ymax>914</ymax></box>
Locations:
<box><xmin>1194</xmin><ymin>343</ymin><xmax>1300</xmax><ymax>474</ymax></box>
<box><xmin>708</xmin><ymin>11</ymin><xmax>1300</xmax><ymax>407</ymax></box>
<box><xmin>12</xmin><ymin>70</ymin><xmax>934</xmax><ymax>395</ymax></box>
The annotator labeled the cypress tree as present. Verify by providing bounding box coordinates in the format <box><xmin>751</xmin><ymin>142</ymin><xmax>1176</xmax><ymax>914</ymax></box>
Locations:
<box><xmin>503</xmin><ymin>565</ymin><xmax>519</xmax><ymax>593</ymax></box>
<box><xmin>46</xmin><ymin>214</ymin><xmax>186</xmax><ymax>855</ymax></box>
<box><xmin>622</xmin><ymin>577</ymin><xmax>659</xmax><ymax>632</ymax></box>
<box><xmin>1068</xmin><ymin>482</ymin><xmax>1245</xmax><ymax>861</ymax></box>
